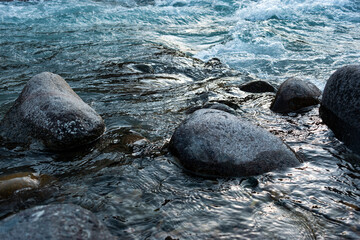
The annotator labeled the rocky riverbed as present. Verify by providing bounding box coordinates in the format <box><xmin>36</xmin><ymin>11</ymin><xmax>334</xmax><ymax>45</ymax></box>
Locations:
<box><xmin>1</xmin><ymin>0</ymin><xmax>360</xmax><ymax>238</ymax></box>
<box><xmin>0</xmin><ymin>45</ymin><xmax>359</xmax><ymax>239</ymax></box>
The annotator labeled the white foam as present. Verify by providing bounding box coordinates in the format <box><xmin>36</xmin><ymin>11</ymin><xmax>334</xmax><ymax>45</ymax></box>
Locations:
<box><xmin>235</xmin><ymin>0</ymin><xmax>351</xmax><ymax>21</ymax></box>
<box><xmin>196</xmin><ymin>36</ymin><xmax>285</xmax><ymax>60</ymax></box>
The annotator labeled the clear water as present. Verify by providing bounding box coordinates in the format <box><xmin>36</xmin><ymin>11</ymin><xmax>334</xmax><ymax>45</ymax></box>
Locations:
<box><xmin>0</xmin><ymin>0</ymin><xmax>360</xmax><ymax>239</ymax></box>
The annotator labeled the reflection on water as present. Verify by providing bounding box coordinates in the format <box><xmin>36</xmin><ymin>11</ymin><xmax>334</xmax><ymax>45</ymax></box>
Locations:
<box><xmin>0</xmin><ymin>0</ymin><xmax>360</xmax><ymax>239</ymax></box>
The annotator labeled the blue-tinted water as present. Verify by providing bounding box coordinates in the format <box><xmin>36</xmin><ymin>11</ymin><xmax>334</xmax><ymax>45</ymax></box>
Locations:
<box><xmin>1</xmin><ymin>0</ymin><xmax>360</xmax><ymax>239</ymax></box>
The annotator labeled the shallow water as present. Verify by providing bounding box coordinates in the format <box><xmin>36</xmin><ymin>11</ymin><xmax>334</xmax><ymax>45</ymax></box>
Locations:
<box><xmin>1</xmin><ymin>0</ymin><xmax>360</xmax><ymax>239</ymax></box>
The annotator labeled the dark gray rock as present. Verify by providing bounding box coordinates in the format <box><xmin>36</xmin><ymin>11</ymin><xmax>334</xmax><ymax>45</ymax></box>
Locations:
<box><xmin>186</xmin><ymin>102</ymin><xmax>237</xmax><ymax>115</ymax></box>
<box><xmin>240</xmin><ymin>80</ymin><xmax>276</xmax><ymax>93</ymax></box>
<box><xmin>270</xmin><ymin>77</ymin><xmax>321</xmax><ymax>113</ymax></box>
<box><xmin>0</xmin><ymin>72</ymin><xmax>105</xmax><ymax>150</ymax></box>
<box><xmin>169</xmin><ymin>109</ymin><xmax>301</xmax><ymax>177</ymax></box>
<box><xmin>133</xmin><ymin>64</ymin><xmax>154</xmax><ymax>73</ymax></box>
<box><xmin>320</xmin><ymin>65</ymin><xmax>360</xmax><ymax>154</ymax></box>
<box><xmin>204</xmin><ymin>58</ymin><xmax>226</xmax><ymax>68</ymax></box>
<box><xmin>0</xmin><ymin>204</ymin><xmax>116</xmax><ymax>240</ymax></box>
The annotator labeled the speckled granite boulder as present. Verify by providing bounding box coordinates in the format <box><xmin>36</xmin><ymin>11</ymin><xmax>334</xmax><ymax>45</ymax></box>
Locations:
<box><xmin>320</xmin><ymin>65</ymin><xmax>360</xmax><ymax>154</ymax></box>
<box><xmin>0</xmin><ymin>204</ymin><xmax>116</xmax><ymax>240</ymax></box>
<box><xmin>0</xmin><ymin>72</ymin><xmax>105</xmax><ymax>150</ymax></box>
<box><xmin>270</xmin><ymin>77</ymin><xmax>321</xmax><ymax>113</ymax></box>
<box><xmin>169</xmin><ymin>109</ymin><xmax>300</xmax><ymax>177</ymax></box>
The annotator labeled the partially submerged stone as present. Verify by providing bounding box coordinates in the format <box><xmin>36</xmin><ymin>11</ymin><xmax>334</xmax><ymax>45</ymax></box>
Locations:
<box><xmin>186</xmin><ymin>102</ymin><xmax>237</xmax><ymax>115</ymax></box>
<box><xmin>320</xmin><ymin>65</ymin><xmax>360</xmax><ymax>154</ymax></box>
<box><xmin>270</xmin><ymin>77</ymin><xmax>321</xmax><ymax>113</ymax></box>
<box><xmin>0</xmin><ymin>204</ymin><xmax>116</xmax><ymax>240</ymax></box>
<box><xmin>0</xmin><ymin>72</ymin><xmax>105</xmax><ymax>150</ymax></box>
<box><xmin>0</xmin><ymin>172</ymin><xmax>52</xmax><ymax>199</ymax></box>
<box><xmin>169</xmin><ymin>109</ymin><xmax>301</xmax><ymax>177</ymax></box>
<box><xmin>204</xmin><ymin>58</ymin><xmax>226</xmax><ymax>68</ymax></box>
<box><xmin>240</xmin><ymin>80</ymin><xmax>276</xmax><ymax>93</ymax></box>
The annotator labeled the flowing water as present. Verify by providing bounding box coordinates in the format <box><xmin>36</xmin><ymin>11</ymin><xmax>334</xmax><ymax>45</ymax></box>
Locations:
<box><xmin>1</xmin><ymin>0</ymin><xmax>360</xmax><ymax>239</ymax></box>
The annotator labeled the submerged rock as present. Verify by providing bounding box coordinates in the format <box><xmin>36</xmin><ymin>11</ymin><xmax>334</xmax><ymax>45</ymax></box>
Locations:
<box><xmin>135</xmin><ymin>0</ymin><xmax>155</xmax><ymax>6</ymax></box>
<box><xmin>320</xmin><ymin>65</ymin><xmax>360</xmax><ymax>154</ymax></box>
<box><xmin>186</xmin><ymin>102</ymin><xmax>237</xmax><ymax>115</ymax></box>
<box><xmin>169</xmin><ymin>109</ymin><xmax>300</xmax><ymax>177</ymax></box>
<box><xmin>270</xmin><ymin>77</ymin><xmax>321</xmax><ymax>113</ymax></box>
<box><xmin>204</xmin><ymin>58</ymin><xmax>226</xmax><ymax>68</ymax></box>
<box><xmin>240</xmin><ymin>80</ymin><xmax>276</xmax><ymax>93</ymax></box>
<box><xmin>0</xmin><ymin>172</ymin><xmax>52</xmax><ymax>199</ymax></box>
<box><xmin>0</xmin><ymin>204</ymin><xmax>116</xmax><ymax>240</ymax></box>
<box><xmin>0</xmin><ymin>72</ymin><xmax>105</xmax><ymax>150</ymax></box>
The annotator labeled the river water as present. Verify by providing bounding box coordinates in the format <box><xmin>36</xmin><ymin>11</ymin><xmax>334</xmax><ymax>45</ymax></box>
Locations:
<box><xmin>0</xmin><ymin>0</ymin><xmax>360</xmax><ymax>239</ymax></box>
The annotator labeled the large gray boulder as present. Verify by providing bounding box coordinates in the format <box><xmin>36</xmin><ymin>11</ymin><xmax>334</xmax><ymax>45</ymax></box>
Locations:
<box><xmin>0</xmin><ymin>72</ymin><xmax>105</xmax><ymax>150</ymax></box>
<box><xmin>169</xmin><ymin>109</ymin><xmax>301</xmax><ymax>177</ymax></box>
<box><xmin>320</xmin><ymin>65</ymin><xmax>360</xmax><ymax>154</ymax></box>
<box><xmin>0</xmin><ymin>204</ymin><xmax>116</xmax><ymax>240</ymax></box>
<box><xmin>270</xmin><ymin>77</ymin><xmax>321</xmax><ymax>113</ymax></box>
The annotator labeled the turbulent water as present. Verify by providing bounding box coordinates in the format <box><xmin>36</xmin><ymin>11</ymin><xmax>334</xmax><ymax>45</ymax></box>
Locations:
<box><xmin>1</xmin><ymin>0</ymin><xmax>360</xmax><ymax>239</ymax></box>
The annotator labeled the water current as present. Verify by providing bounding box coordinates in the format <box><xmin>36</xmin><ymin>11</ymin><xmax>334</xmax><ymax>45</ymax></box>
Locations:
<box><xmin>0</xmin><ymin>0</ymin><xmax>360</xmax><ymax>239</ymax></box>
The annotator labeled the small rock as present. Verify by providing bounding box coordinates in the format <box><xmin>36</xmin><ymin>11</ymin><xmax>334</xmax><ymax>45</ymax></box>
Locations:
<box><xmin>203</xmin><ymin>102</ymin><xmax>238</xmax><ymax>115</ymax></box>
<box><xmin>0</xmin><ymin>72</ymin><xmax>105</xmax><ymax>150</ymax></box>
<box><xmin>186</xmin><ymin>102</ymin><xmax>237</xmax><ymax>115</ymax></box>
<box><xmin>133</xmin><ymin>64</ymin><xmax>154</xmax><ymax>73</ymax></box>
<box><xmin>0</xmin><ymin>172</ymin><xmax>52</xmax><ymax>199</ymax></box>
<box><xmin>204</xmin><ymin>58</ymin><xmax>226</xmax><ymax>68</ymax></box>
<box><xmin>0</xmin><ymin>204</ymin><xmax>117</xmax><ymax>240</ymax></box>
<box><xmin>169</xmin><ymin>109</ymin><xmax>300</xmax><ymax>177</ymax></box>
<box><xmin>270</xmin><ymin>77</ymin><xmax>321</xmax><ymax>113</ymax></box>
<box><xmin>101</xmin><ymin>129</ymin><xmax>149</xmax><ymax>154</ymax></box>
<box><xmin>240</xmin><ymin>80</ymin><xmax>276</xmax><ymax>93</ymax></box>
<box><xmin>320</xmin><ymin>65</ymin><xmax>360</xmax><ymax>153</ymax></box>
<box><xmin>165</xmin><ymin>236</ymin><xmax>179</xmax><ymax>240</ymax></box>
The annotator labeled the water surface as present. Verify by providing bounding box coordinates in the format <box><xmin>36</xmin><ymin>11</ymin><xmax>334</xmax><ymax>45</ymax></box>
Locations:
<box><xmin>0</xmin><ymin>0</ymin><xmax>360</xmax><ymax>239</ymax></box>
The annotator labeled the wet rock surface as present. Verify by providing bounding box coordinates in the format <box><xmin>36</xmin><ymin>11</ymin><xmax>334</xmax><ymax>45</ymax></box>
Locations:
<box><xmin>185</xmin><ymin>102</ymin><xmax>238</xmax><ymax>115</ymax></box>
<box><xmin>239</xmin><ymin>80</ymin><xmax>276</xmax><ymax>93</ymax></box>
<box><xmin>0</xmin><ymin>204</ymin><xmax>117</xmax><ymax>240</ymax></box>
<box><xmin>0</xmin><ymin>72</ymin><xmax>105</xmax><ymax>150</ymax></box>
<box><xmin>270</xmin><ymin>77</ymin><xmax>321</xmax><ymax>113</ymax></box>
<box><xmin>169</xmin><ymin>109</ymin><xmax>301</xmax><ymax>177</ymax></box>
<box><xmin>0</xmin><ymin>172</ymin><xmax>52</xmax><ymax>199</ymax></box>
<box><xmin>320</xmin><ymin>65</ymin><xmax>360</xmax><ymax>154</ymax></box>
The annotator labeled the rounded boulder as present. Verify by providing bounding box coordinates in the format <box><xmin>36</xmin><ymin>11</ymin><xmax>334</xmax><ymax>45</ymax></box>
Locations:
<box><xmin>0</xmin><ymin>72</ymin><xmax>105</xmax><ymax>150</ymax></box>
<box><xmin>320</xmin><ymin>65</ymin><xmax>360</xmax><ymax>153</ymax></box>
<box><xmin>270</xmin><ymin>77</ymin><xmax>321</xmax><ymax>113</ymax></box>
<box><xmin>169</xmin><ymin>109</ymin><xmax>301</xmax><ymax>177</ymax></box>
